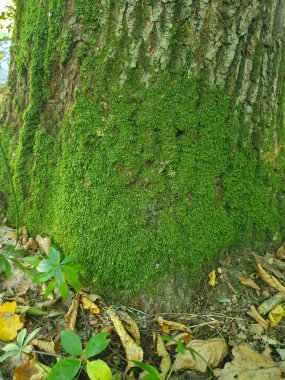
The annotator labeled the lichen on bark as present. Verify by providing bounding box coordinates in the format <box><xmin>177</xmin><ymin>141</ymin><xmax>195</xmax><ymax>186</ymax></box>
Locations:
<box><xmin>0</xmin><ymin>0</ymin><xmax>284</xmax><ymax>305</ymax></box>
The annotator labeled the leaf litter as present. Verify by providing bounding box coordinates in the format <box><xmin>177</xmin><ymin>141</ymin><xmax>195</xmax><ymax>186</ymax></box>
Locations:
<box><xmin>1</xmin><ymin>226</ymin><xmax>285</xmax><ymax>378</ymax></box>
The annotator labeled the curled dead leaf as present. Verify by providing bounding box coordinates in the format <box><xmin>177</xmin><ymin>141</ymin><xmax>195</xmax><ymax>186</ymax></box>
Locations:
<box><xmin>247</xmin><ymin>305</ymin><xmax>269</xmax><ymax>331</ymax></box>
<box><xmin>239</xmin><ymin>277</ymin><xmax>260</xmax><ymax>291</ymax></box>
<box><xmin>154</xmin><ymin>332</ymin><xmax>171</xmax><ymax>379</ymax></box>
<box><xmin>31</xmin><ymin>339</ymin><xmax>56</xmax><ymax>355</ymax></box>
<box><xmin>13</xmin><ymin>360</ymin><xmax>50</xmax><ymax>380</ymax></box>
<box><xmin>81</xmin><ymin>293</ymin><xmax>100</xmax><ymax>314</ymax></box>
<box><xmin>108</xmin><ymin>307</ymin><xmax>143</xmax><ymax>366</ymax></box>
<box><xmin>214</xmin><ymin>343</ymin><xmax>281</xmax><ymax>380</ymax></box>
<box><xmin>174</xmin><ymin>338</ymin><xmax>227</xmax><ymax>373</ymax></box>
<box><xmin>256</xmin><ymin>263</ymin><xmax>285</xmax><ymax>293</ymax></box>
<box><xmin>268</xmin><ymin>305</ymin><xmax>285</xmax><ymax>327</ymax></box>
<box><xmin>35</xmin><ymin>235</ymin><xmax>51</xmax><ymax>255</ymax></box>
<box><xmin>23</xmin><ymin>238</ymin><xmax>38</xmax><ymax>251</ymax></box>
<box><xmin>65</xmin><ymin>292</ymin><xmax>80</xmax><ymax>331</ymax></box>
<box><xmin>156</xmin><ymin>316</ymin><xmax>192</xmax><ymax>334</ymax></box>
<box><xmin>118</xmin><ymin>311</ymin><xmax>141</xmax><ymax>345</ymax></box>
<box><xmin>276</xmin><ymin>243</ymin><xmax>285</xmax><ymax>261</ymax></box>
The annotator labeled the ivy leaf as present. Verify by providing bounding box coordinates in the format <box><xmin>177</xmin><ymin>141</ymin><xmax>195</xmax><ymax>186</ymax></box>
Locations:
<box><xmin>61</xmin><ymin>331</ymin><xmax>82</xmax><ymax>356</ymax></box>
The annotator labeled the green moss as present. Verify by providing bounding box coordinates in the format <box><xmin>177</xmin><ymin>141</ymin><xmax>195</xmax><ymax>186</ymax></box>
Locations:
<box><xmin>1</xmin><ymin>1</ymin><xmax>285</xmax><ymax>298</ymax></box>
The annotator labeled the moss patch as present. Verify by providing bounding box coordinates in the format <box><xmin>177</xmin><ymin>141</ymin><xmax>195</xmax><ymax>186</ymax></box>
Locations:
<box><xmin>0</xmin><ymin>0</ymin><xmax>284</xmax><ymax>298</ymax></box>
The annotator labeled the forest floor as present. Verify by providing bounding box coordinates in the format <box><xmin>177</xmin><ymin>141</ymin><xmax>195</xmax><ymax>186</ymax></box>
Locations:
<box><xmin>1</xmin><ymin>225</ymin><xmax>285</xmax><ymax>379</ymax></box>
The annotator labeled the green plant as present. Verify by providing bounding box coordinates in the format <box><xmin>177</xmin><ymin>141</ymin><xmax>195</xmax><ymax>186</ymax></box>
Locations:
<box><xmin>23</xmin><ymin>246</ymin><xmax>81</xmax><ymax>299</ymax></box>
<box><xmin>48</xmin><ymin>330</ymin><xmax>111</xmax><ymax>380</ymax></box>
<box><xmin>0</xmin><ymin>327</ymin><xmax>41</xmax><ymax>363</ymax></box>
<box><xmin>0</xmin><ymin>245</ymin><xmax>25</xmax><ymax>277</ymax></box>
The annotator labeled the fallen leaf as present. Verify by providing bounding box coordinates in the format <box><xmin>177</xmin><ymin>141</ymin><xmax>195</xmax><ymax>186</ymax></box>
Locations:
<box><xmin>165</xmin><ymin>332</ymin><xmax>192</xmax><ymax>347</ymax></box>
<box><xmin>239</xmin><ymin>277</ymin><xmax>260</xmax><ymax>291</ymax></box>
<box><xmin>81</xmin><ymin>294</ymin><xmax>100</xmax><ymax>314</ymax></box>
<box><xmin>35</xmin><ymin>235</ymin><xmax>51</xmax><ymax>255</ymax></box>
<box><xmin>13</xmin><ymin>360</ymin><xmax>50</xmax><ymax>380</ymax></box>
<box><xmin>65</xmin><ymin>292</ymin><xmax>80</xmax><ymax>331</ymax></box>
<box><xmin>268</xmin><ymin>305</ymin><xmax>285</xmax><ymax>327</ymax></box>
<box><xmin>208</xmin><ymin>270</ymin><xmax>216</xmax><ymax>286</ymax></box>
<box><xmin>247</xmin><ymin>305</ymin><xmax>269</xmax><ymax>331</ymax></box>
<box><xmin>0</xmin><ymin>301</ymin><xmax>24</xmax><ymax>341</ymax></box>
<box><xmin>3</xmin><ymin>268</ymin><xmax>33</xmax><ymax>295</ymax></box>
<box><xmin>154</xmin><ymin>333</ymin><xmax>171</xmax><ymax>379</ymax></box>
<box><xmin>108</xmin><ymin>307</ymin><xmax>143</xmax><ymax>366</ymax></box>
<box><xmin>174</xmin><ymin>338</ymin><xmax>227</xmax><ymax>373</ymax></box>
<box><xmin>23</xmin><ymin>238</ymin><xmax>38</xmax><ymax>251</ymax></box>
<box><xmin>118</xmin><ymin>311</ymin><xmax>141</xmax><ymax>345</ymax></box>
<box><xmin>31</xmin><ymin>339</ymin><xmax>56</xmax><ymax>354</ymax></box>
<box><xmin>156</xmin><ymin>316</ymin><xmax>192</xmax><ymax>334</ymax></box>
<box><xmin>256</xmin><ymin>263</ymin><xmax>285</xmax><ymax>293</ymax></box>
<box><xmin>214</xmin><ymin>343</ymin><xmax>281</xmax><ymax>379</ymax></box>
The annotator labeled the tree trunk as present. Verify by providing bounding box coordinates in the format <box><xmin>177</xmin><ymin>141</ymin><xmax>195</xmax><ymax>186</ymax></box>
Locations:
<box><xmin>0</xmin><ymin>0</ymin><xmax>285</xmax><ymax>310</ymax></box>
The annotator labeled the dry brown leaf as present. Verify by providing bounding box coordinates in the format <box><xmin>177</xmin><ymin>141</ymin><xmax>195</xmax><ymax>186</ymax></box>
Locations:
<box><xmin>256</xmin><ymin>263</ymin><xmax>285</xmax><ymax>293</ymax></box>
<box><xmin>276</xmin><ymin>243</ymin><xmax>285</xmax><ymax>261</ymax></box>
<box><xmin>3</xmin><ymin>269</ymin><xmax>33</xmax><ymax>295</ymax></box>
<box><xmin>31</xmin><ymin>339</ymin><xmax>56</xmax><ymax>354</ymax></box>
<box><xmin>214</xmin><ymin>343</ymin><xmax>281</xmax><ymax>379</ymax></box>
<box><xmin>165</xmin><ymin>332</ymin><xmax>192</xmax><ymax>347</ymax></box>
<box><xmin>13</xmin><ymin>360</ymin><xmax>50</xmax><ymax>380</ymax></box>
<box><xmin>35</xmin><ymin>235</ymin><xmax>51</xmax><ymax>255</ymax></box>
<box><xmin>156</xmin><ymin>316</ymin><xmax>192</xmax><ymax>334</ymax></box>
<box><xmin>65</xmin><ymin>292</ymin><xmax>80</xmax><ymax>331</ymax></box>
<box><xmin>108</xmin><ymin>307</ymin><xmax>143</xmax><ymax>366</ymax></box>
<box><xmin>174</xmin><ymin>338</ymin><xmax>227</xmax><ymax>373</ymax></box>
<box><xmin>118</xmin><ymin>311</ymin><xmax>141</xmax><ymax>345</ymax></box>
<box><xmin>247</xmin><ymin>305</ymin><xmax>269</xmax><ymax>331</ymax></box>
<box><xmin>154</xmin><ymin>333</ymin><xmax>171</xmax><ymax>379</ymax></box>
<box><xmin>239</xmin><ymin>277</ymin><xmax>260</xmax><ymax>290</ymax></box>
<box><xmin>23</xmin><ymin>238</ymin><xmax>38</xmax><ymax>251</ymax></box>
<box><xmin>81</xmin><ymin>293</ymin><xmax>100</xmax><ymax>314</ymax></box>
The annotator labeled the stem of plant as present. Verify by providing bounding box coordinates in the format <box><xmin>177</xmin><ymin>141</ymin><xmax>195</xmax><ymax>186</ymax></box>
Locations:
<box><xmin>0</xmin><ymin>138</ymin><xmax>19</xmax><ymax>242</ymax></box>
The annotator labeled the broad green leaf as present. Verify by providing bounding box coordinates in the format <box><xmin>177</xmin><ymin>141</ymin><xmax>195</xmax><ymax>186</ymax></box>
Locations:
<box><xmin>47</xmin><ymin>357</ymin><xmax>81</xmax><ymax>380</ymax></box>
<box><xmin>61</xmin><ymin>331</ymin><xmax>82</xmax><ymax>356</ymax></box>
<box><xmin>44</xmin><ymin>280</ymin><xmax>56</xmax><ymax>298</ymax></box>
<box><xmin>62</xmin><ymin>266</ymin><xmax>81</xmax><ymax>291</ymax></box>
<box><xmin>61</xmin><ymin>254</ymin><xmax>77</xmax><ymax>265</ymax></box>
<box><xmin>132</xmin><ymin>361</ymin><xmax>160</xmax><ymax>378</ymax></box>
<box><xmin>0</xmin><ymin>350</ymin><xmax>19</xmax><ymax>363</ymax></box>
<box><xmin>16</xmin><ymin>329</ymin><xmax>27</xmax><ymax>348</ymax></box>
<box><xmin>24</xmin><ymin>327</ymin><xmax>41</xmax><ymax>346</ymax></box>
<box><xmin>55</xmin><ymin>268</ymin><xmax>69</xmax><ymax>299</ymax></box>
<box><xmin>5</xmin><ymin>245</ymin><xmax>25</xmax><ymax>256</ymax></box>
<box><xmin>86</xmin><ymin>359</ymin><xmax>112</xmax><ymax>380</ymax></box>
<box><xmin>86</xmin><ymin>332</ymin><xmax>110</xmax><ymax>359</ymax></box>
<box><xmin>2</xmin><ymin>343</ymin><xmax>20</xmax><ymax>352</ymax></box>
<box><xmin>48</xmin><ymin>247</ymin><xmax>61</xmax><ymax>265</ymax></box>
<box><xmin>37</xmin><ymin>259</ymin><xmax>54</xmax><ymax>273</ymax></box>
<box><xmin>23</xmin><ymin>257</ymin><xmax>42</xmax><ymax>266</ymax></box>
<box><xmin>33</xmin><ymin>270</ymin><xmax>55</xmax><ymax>284</ymax></box>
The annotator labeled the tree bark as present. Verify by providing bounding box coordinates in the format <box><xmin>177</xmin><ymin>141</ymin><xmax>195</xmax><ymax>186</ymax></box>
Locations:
<box><xmin>0</xmin><ymin>0</ymin><xmax>284</xmax><ymax>310</ymax></box>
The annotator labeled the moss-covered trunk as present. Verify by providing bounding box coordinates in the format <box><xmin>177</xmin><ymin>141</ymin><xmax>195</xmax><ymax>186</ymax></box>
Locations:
<box><xmin>0</xmin><ymin>0</ymin><xmax>285</xmax><ymax>308</ymax></box>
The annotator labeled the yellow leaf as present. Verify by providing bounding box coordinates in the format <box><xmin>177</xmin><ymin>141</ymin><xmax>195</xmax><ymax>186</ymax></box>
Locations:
<box><xmin>13</xmin><ymin>360</ymin><xmax>50</xmax><ymax>380</ymax></box>
<box><xmin>154</xmin><ymin>333</ymin><xmax>171</xmax><ymax>380</ymax></box>
<box><xmin>0</xmin><ymin>301</ymin><xmax>23</xmax><ymax>341</ymax></box>
<box><xmin>81</xmin><ymin>295</ymin><xmax>100</xmax><ymax>314</ymax></box>
<box><xmin>86</xmin><ymin>359</ymin><xmax>112</xmax><ymax>380</ymax></box>
<box><xmin>208</xmin><ymin>270</ymin><xmax>216</xmax><ymax>286</ymax></box>
<box><xmin>108</xmin><ymin>307</ymin><xmax>143</xmax><ymax>366</ymax></box>
<box><xmin>239</xmin><ymin>277</ymin><xmax>260</xmax><ymax>291</ymax></box>
<box><xmin>256</xmin><ymin>263</ymin><xmax>285</xmax><ymax>293</ymax></box>
<box><xmin>119</xmin><ymin>311</ymin><xmax>141</xmax><ymax>345</ymax></box>
<box><xmin>65</xmin><ymin>292</ymin><xmax>80</xmax><ymax>331</ymax></box>
<box><xmin>268</xmin><ymin>304</ymin><xmax>285</xmax><ymax>327</ymax></box>
<box><xmin>31</xmin><ymin>339</ymin><xmax>56</xmax><ymax>355</ymax></box>
<box><xmin>156</xmin><ymin>316</ymin><xmax>192</xmax><ymax>334</ymax></box>
<box><xmin>247</xmin><ymin>305</ymin><xmax>269</xmax><ymax>331</ymax></box>
<box><xmin>174</xmin><ymin>338</ymin><xmax>227</xmax><ymax>373</ymax></box>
